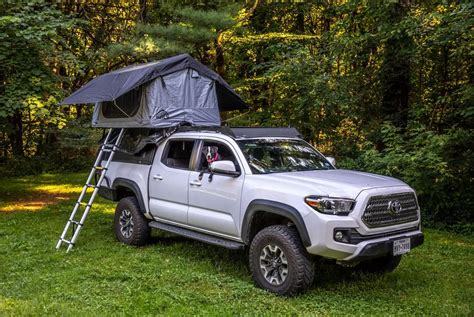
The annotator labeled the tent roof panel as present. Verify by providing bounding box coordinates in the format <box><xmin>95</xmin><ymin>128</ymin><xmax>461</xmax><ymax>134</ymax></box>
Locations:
<box><xmin>60</xmin><ymin>53</ymin><xmax>247</xmax><ymax>111</ymax></box>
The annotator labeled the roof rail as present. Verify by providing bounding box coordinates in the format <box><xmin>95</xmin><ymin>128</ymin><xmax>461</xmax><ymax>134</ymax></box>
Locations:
<box><xmin>230</xmin><ymin>127</ymin><xmax>301</xmax><ymax>139</ymax></box>
<box><xmin>176</xmin><ymin>125</ymin><xmax>235</xmax><ymax>137</ymax></box>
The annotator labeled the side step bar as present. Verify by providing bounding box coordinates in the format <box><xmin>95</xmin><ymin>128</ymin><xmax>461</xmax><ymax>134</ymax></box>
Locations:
<box><xmin>149</xmin><ymin>221</ymin><xmax>245</xmax><ymax>250</ymax></box>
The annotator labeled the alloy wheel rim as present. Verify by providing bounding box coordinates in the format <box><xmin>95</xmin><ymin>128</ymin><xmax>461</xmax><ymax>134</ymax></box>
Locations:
<box><xmin>119</xmin><ymin>209</ymin><xmax>134</xmax><ymax>238</ymax></box>
<box><xmin>259</xmin><ymin>244</ymin><xmax>288</xmax><ymax>285</ymax></box>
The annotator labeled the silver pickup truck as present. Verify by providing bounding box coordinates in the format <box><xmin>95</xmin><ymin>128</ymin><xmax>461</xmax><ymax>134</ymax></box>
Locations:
<box><xmin>98</xmin><ymin>127</ymin><xmax>424</xmax><ymax>295</ymax></box>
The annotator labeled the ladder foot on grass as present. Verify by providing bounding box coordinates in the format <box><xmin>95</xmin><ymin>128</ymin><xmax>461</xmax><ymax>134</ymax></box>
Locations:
<box><xmin>56</xmin><ymin>128</ymin><xmax>125</xmax><ymax>252</ymax></box>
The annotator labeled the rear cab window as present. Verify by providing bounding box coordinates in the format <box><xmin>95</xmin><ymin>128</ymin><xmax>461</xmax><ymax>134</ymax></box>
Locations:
<box><xmin>161</xmin><ymin>140</ymin><xmax>195</xmax><ymax>170</ymax></box>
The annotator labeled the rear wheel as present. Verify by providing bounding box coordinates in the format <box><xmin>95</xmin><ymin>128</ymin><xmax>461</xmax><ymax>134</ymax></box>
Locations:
<box><xmin>249</xmin><ymin>225</ymin><xmax>314</xmax><ymax>296</ymax></box>
<box><xmin>357</xmin><ymin>254</ymin><xmax>402</xmax><ymax>273</ymax></box>
<box><xmin>114</xmin><ymin>196</ymin><xmax>150</xmax><ymax>246</ymax></box>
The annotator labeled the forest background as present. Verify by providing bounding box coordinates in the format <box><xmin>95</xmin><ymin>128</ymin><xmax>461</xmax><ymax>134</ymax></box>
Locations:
<box><xmin>0</xmin><ymin>0</ymin><xmax>472</xmax><ymax>233</ymax></box>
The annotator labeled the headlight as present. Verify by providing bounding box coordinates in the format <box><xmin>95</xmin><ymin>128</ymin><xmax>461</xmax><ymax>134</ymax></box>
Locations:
<box><xmin>304</xmin><ymin>196</ymin><xmax>355</xmax><ymax>215</ymax></box>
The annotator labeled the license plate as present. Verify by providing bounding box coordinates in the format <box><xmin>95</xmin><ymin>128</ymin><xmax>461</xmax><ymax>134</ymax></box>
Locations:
<box><xmin>393</xmin><ymin>238</ymin><xmax>411</xmax><ymax>256</ymax></box>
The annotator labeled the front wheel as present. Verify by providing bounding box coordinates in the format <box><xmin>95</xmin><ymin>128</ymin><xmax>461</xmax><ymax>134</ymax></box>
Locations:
<box><xmin>114</xmin><ymin>196</ymin><xmax>150</xmax><ymax>246</ymax></box>
<box><xmin>248</xmin><ymin>225</ymin><xmax>315</xmax><ymax>296</ymax></box>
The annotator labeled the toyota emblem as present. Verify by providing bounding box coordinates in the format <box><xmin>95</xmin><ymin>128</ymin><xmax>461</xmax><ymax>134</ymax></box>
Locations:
<box><xmin>388</xmin><ymin>200</ymin><xmax>402</xmax><ymax>214</ymax></box>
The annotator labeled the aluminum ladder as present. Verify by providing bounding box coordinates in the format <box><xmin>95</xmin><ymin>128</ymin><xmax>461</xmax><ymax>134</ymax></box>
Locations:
<box><xmin>56</xmin><ymin>128</ymin><xmax>125</xmax><ymax>252</ymax></box>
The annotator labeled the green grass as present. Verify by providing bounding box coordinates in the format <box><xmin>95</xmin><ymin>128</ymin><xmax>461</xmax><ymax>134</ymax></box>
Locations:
<box><xmin>0</xmin><ymin>173</ymin><xmax>473</xmax><ymax>315</ymax></box>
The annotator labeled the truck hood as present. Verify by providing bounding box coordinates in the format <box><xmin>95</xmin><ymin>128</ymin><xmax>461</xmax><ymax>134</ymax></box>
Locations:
<box><xmin>262</xmin><ymin>169</ymin><xmax>408</xmax><ymax>199</ymax></box>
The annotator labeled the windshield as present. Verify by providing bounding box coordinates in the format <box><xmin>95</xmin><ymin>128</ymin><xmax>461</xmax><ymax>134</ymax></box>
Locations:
<box><xmin>237</xmin><ymin>139</ymin><xmax>334</xmax><ymax>174</ymax></box>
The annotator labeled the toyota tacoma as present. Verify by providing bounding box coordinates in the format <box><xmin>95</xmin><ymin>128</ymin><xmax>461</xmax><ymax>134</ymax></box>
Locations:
<box><xmin>98</xmin><ymin>127</ymin><xmax>424</xmax><ymax>295</ymax></box>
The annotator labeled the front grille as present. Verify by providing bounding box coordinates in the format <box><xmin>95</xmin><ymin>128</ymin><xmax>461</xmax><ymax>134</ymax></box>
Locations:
<box><xmin>362</xmin><ymin>192</ymin><xmax>419</xmax><ymax>228</ymax></box>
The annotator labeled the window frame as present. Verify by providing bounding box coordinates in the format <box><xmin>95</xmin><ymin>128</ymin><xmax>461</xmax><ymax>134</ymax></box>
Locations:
<box><xmin>195</xmin><ymin>139</ymin><xmax>242</xmax><ymax>173</ymax></box>
<box><xmin>236</xmin><ymin>137</ymin><xmax>334</xmax><ymax>174</ymax></box>
<box><xmin>101</xmin><ymin>88</ymin><xmax>142</xmax><ymax>119</ymax></box>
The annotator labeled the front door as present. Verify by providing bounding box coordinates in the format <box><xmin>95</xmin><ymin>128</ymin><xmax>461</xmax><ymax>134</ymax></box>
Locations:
<box><xmin>148</xmin><ymin>139</ymin><xmax>196</xmax><ymax>224</ymax></box>
<box><xmin>188</xmin><ymin>140</ymin><xmax>244</xmax><ymax>238</ymax></box>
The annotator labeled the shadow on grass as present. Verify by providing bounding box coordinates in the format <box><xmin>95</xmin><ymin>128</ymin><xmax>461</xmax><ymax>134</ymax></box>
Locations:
<box><xmin>150</xmin><ymin>233</ymin><xmax>249</xmax><ymax>267</ymax></box>
<box><xmin>146</xmin><ymin>230</ymin><xmax>374</xmax><ymax>291</ymax></box>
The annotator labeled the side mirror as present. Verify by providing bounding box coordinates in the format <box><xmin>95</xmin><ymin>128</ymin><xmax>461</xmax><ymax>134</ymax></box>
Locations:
<box><xmin>209</xmin><ymin>160</ymin><xmax>241</xmax><ymax>177</ymax></box>
<box><xmin>326</xmin><ymin>156</ymin><xmax>336</xmax><ymax>166</ymax></box>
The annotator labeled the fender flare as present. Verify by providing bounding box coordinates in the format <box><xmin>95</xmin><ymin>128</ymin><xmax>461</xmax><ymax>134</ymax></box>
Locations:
<box><xmin>242</xmin><ymin>199</ymin><xmax>311</xmax><ymax>247</ymax></box>
<box><xmin>112</xmin><ymin>178</ymin><xmax>146</xmax><ymax>213</ymax></box>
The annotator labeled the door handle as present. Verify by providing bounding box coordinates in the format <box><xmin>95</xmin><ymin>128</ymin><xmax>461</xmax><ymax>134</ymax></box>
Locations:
<box><xmin>189</xmin><ymin>180</ymin><xmax>202</xmax><ymax>187</ymax></box>
<box><xmin>153</xmin><ymin>174</ymin><xmax>163</xmax><ymax>181</ymax></box>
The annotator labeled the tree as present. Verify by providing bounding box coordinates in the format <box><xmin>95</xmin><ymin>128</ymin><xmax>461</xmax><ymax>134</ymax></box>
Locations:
<box><xmin>0</xmin><ymin>2</ymin><xmax>76</xmax><ymax>157</ymax></box>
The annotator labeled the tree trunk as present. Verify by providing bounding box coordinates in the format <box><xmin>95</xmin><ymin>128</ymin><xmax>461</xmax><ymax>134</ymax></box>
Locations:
<box><xmin>1</xmin><ymin>131</ymin><xmax>7</xmax><ymax>159</ymax></box>
<box><xmin>138</xmin><ymin>0</ymin><xmax>147</xmax><ymax>22</ymax></box>
<box><xmin>379</xmin><ymin>1</ymin><xmax>411</xmax><ymax>130</ymax></box>
<box><xmin>215</xmin><ymin>32</ymin><xmax>225</xmax><ymax>77</ymax></box>
<box><xmin>8</xmin><ymin>110</ymin><xmax>24</xmax><ymax>157</ymax></box>
<box><xmin>296</xmin><ymin>8</ymin><xmax>304</xmax><ymax>33</ymax></box>
<box><xmin>76</xmin><ymin>105</ymin><xmax>82</xmax><ymax>118</ymax></box>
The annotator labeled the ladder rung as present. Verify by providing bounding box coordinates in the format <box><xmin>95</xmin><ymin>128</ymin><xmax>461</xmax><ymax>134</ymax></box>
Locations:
<box><xmin>76</xmin><ymin>202</ymin><xmax>92</xmax><ymax>208</ymax></box>
<box><xmin>60</xmin><ymin>238</ymin><xmax>74</xmax><ymax>245</ymax></box>
<box><xmin>101</xmin><ymin>149</ymin><xmax>113</xmax><ymax>153</ymax></box>
<box><xmin>68</xmin><ymin>220</ymin><xmax>83</xmax><ymax>227</ymax></box>
<box><xmin>94</xmin><ymin>166</ymin><xmax>108</xmax><ymax>171</ymax></box>
<box><xmin>85</xmin><ymin>184</ymin><xmax>98</xmax><ymax>189</ymax></box>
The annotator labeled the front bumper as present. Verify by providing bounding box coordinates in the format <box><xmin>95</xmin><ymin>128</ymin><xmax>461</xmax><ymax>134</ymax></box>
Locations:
<box><xmin>303</xmin><ymin>207</ymin><xmax>424</xmax><ymax>260</ymax></box>
<box><xmin>303</xmin><ymin>185</ymin><xmax>423</xmax><ymax>261</ymax></box>
<box><xmin>344</xmin><ymin>232</ymin><xmax>424</xmax><ymax>263</ymax></box>
<box><xmin>305</xmin><ymin>223</ymin><xmax>424</xmax><ymax>261</ymax></box>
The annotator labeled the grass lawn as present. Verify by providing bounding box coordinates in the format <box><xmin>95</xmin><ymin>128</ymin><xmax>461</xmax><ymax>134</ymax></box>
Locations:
<box><xmin>0</xmin><ymin>173</ymin><xmax>473</xmax><ymax>315</ymax></box>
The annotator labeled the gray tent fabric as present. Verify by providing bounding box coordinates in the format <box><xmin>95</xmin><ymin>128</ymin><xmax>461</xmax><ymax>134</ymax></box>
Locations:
<box><xmin>90</xmin><ymin>68</ymin><xmax>221</xmax><ymax>128</ymax></box>
<box><xmin>60</xmin><ymin>53</ymin><xmax>247</xmax><ymax>129</ymax></box>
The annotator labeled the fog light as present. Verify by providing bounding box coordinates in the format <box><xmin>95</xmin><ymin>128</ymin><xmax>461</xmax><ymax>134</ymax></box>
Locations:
<box><xmin>333</xmin><ymin>229</ymin><xmax>352</xmax><ymax>243</ymax></box>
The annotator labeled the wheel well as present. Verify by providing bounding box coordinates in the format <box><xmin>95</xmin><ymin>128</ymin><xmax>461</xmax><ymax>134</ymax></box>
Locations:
<box><xmin>248</xmin><ymin>211</ymin><xmax>297</xmax><ymax>244</ymax></box>
<box><xmin>112</xmin><ymin>178</ymin><xmax>147</xmax><ymax>213</ymax></box>
<box><xmin>115</xmin><ymin>186</ymin><xmax>135</xmax><ymax>200</ymax></box>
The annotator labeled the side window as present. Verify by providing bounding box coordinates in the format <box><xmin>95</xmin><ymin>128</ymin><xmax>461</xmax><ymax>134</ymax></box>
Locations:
<box><xmin>198</xmin><ymin>141</ymin><xmax>240</xmax><ymax>172</ymax></box>
<box><xmin>162</xmin><ymin>140</ymin><xmax>194</xmax><ymax>169</ymax></box>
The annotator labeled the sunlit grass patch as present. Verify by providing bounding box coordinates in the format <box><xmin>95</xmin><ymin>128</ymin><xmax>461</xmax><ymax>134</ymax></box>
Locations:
<box><xmin>0</xmin><ymin>200</ymin><xmax>48</xmax><ymax>213</ymax></box>
<box><xmin>0</xmin><ymin>172</ymin><xmax>87</xmax><ymax>213</ymax></box>
<box><xmin>91</xmin><ymin>202</ymin><xmax>115</xmax><ymax>214</ymax></box>
<box><xmin>33</xmin><ymin>184</ymin><xmax>83</xmax><ymax>195</ymax></box>
<box><xmin>0</xmin><ymin>184</ymin><xmax>83</xmax><ymax>213</ymax></box>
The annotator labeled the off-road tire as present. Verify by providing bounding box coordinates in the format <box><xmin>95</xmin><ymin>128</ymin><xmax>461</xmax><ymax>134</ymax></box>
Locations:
<box><xmin>249</xmin><ymin>225</ymin><xmax>315</xmax><ymax>296</ymax></box>
<box><xmin>357</xmin><ymin>255</ymin><xmax>402</xmax><ymax>273</ymax></box>
<box><xmin>114</xmin><ymin>196</ymin><xmax>150</xmax><ymax>246</ymax></box>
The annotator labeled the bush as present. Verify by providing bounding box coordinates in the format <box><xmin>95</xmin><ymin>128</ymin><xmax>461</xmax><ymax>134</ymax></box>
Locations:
<box><xmin>0</xmin><ymin>123</ymin><xmax>101</xmax><ymax>177</ymax></box>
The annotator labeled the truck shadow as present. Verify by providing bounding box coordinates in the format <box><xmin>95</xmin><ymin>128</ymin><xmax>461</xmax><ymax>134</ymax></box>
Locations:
<box><xmin>147</xmin><ymin>233</ymin><xmax>377</xmax><ymax>291</ymax></box>
<box><xmin>149</xmin><ymin>234</ymin><xmax>248</xmax><ymax>268</ymax></box>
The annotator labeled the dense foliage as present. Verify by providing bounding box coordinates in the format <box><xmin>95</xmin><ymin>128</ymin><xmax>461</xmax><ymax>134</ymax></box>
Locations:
<box><xmin>0</xmin><ymin>1</ymin><xmax>472</xmax><ymax>232</ymax></box>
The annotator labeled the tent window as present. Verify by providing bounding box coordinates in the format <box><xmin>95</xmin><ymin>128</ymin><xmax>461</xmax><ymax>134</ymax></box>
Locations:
<box><xmin>102</xmin><ymin>89</ymin><xmax>141</xmax><ymax>118</ymax></box>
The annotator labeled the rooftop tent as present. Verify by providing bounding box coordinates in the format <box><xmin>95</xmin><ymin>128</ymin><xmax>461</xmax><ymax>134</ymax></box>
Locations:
<box><xmin>60</xmin><ymin>54</ymin><xmax>248</xmax><ymax>128</ymax></box>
